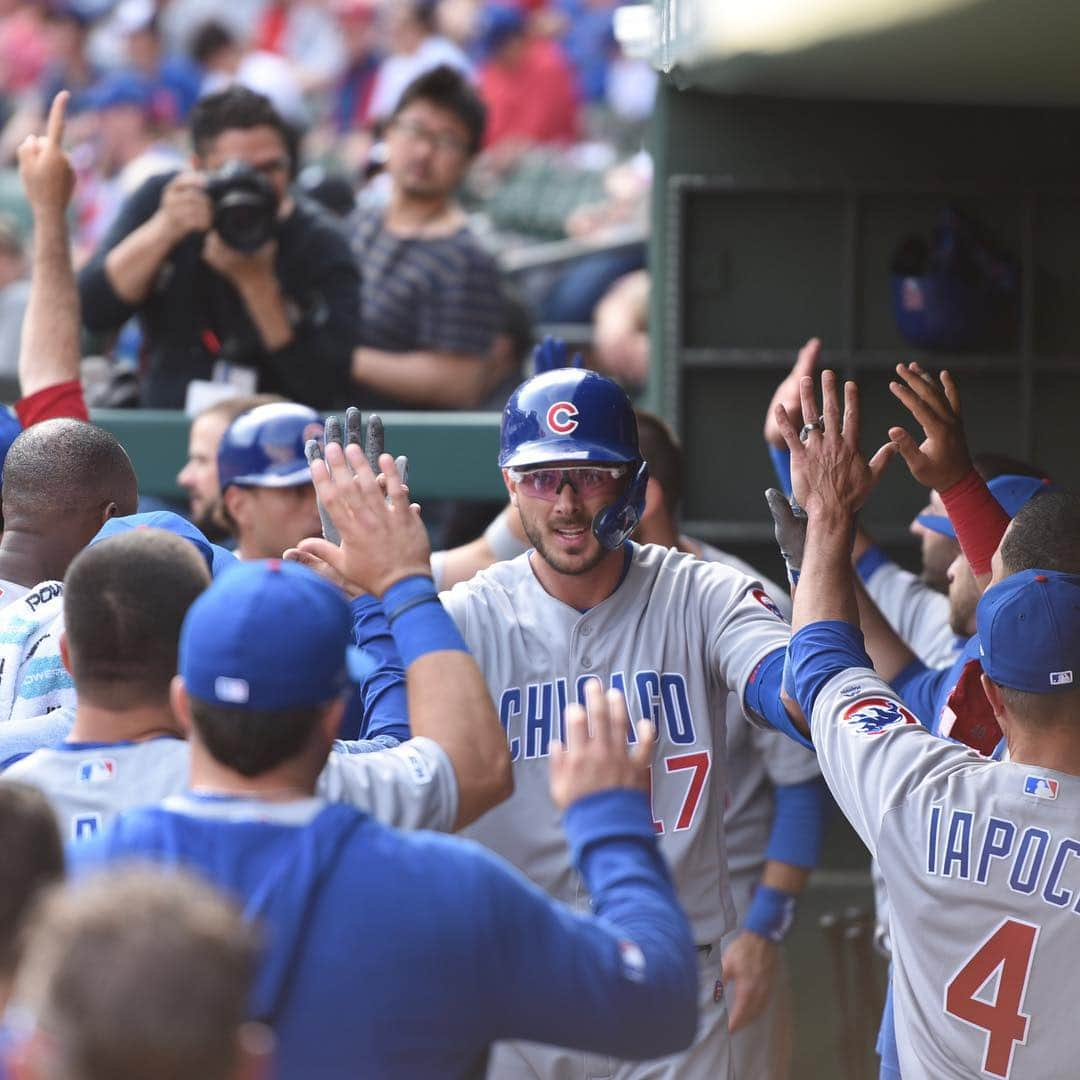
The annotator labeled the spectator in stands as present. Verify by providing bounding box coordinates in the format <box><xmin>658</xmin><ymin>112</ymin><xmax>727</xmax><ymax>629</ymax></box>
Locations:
<box><xmin>191</xmin><ymin>20</ymin><xmax>308</xmax><ymax>129</ymax></box>
<box><xmin>0</xmin><ymin>218</ymin><xmax>28</xmax><ymax>385</ymax></box>
<box><xmin>366</xmin><ymin>0</ymin><xmax>471</xmax><ymax>122</ymax></box>
<box><xmin>476</xmin><ymin>5</ymin><xmax>580</xmax><ymax>151</ymax></box>
<box><xmin>7</xmin><ymin>868</ymin><xmax>268</xmax><ymax>1080</ymax></box>
<box><xmin>72</xmin><ymin>71</ymin><xmax>183</xmax><ymax>257</ymax></box>
<box><xmin>0</xmin><ymin>782</ymin><xmax>64</xmax><ymax>1015</ymax></box>
<box><xmin>252</xmin><ymin>0</ymin><xmax>348</xmax><ymax>96</ymax></box>
<box><xmin>78</xmin><ymin>87</ymin><xmax>358</xmax><ymax>409</ymax></box>
<box><xmin>112</xmin><ymin>0</ymin><xmax>203</xmax><ymax>122</ymax></box>
<box><xmin>328</xmin><ymin>0</ymin><xmax>381</xmax><ymax>135</ymax></box>
<box><xmin>350</xmin><ymin>66</ymin><xmax>513</xmax><ymax>409</ymax></box>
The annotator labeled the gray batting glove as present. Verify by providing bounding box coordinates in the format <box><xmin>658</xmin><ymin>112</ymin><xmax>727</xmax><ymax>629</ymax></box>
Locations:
<box><xmin>307</xmin><ymin>409</ymin><xmax>411</xmax><ymax>546</ymax></box>
<box><xmin>765</xmin><ymin>488</ymin><xmax>807</xmax><ymax>587</ymax></box>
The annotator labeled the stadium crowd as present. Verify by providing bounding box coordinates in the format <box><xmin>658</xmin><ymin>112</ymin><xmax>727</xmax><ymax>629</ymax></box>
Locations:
<box><xmin>0</xmin><ymin>5</ymin><xmax>1078</xmax><ymax>1080</ymax></box>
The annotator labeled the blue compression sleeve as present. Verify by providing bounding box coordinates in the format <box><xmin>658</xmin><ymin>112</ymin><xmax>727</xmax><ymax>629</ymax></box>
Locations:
<box><xmin>382</xmin><ymin>575</ymin><xmax>469</xmax><ymax>668</ymax></box>
<box><xmin>481</xmin><ymin>789</ymin><xmax>698</xmax><ymax>1059</ymax></box>
<box><xmin>764</xmin><ymin>777</ymin><xmax>829</xmax><ymax>867</ymax></box>
<box><xmin>745</xmin><ymin>647</ymin><xmax>814</xmax><ymax>751</ymax></box>
<box><xmin>348</xmin><ymin>595</ymin><xmax>409</xmax><ymax>744</ymax></box>
<box><xmin>768</xmin><ymin>445</ymin><xmax>793</xmax><ymax>496</ymax></box>
<box><xmin>855</xmin><ymin>544</ymin><xmax>891</xmax><ymax>583</ymax></box>
<box><xmin>789</xmin><ymin>620</ymin><xmax>873</xmax><ymax>720</ymax></box>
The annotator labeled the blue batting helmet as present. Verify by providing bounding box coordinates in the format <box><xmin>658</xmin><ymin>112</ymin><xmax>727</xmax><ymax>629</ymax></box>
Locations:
<box><xmin>217</xmin><ymin>403</ymin><xmax>323</xmax><ymax>491</ymax></box>
<box><xmin>500</xmin><ymin>368</ymin><xmax>648</xmax><ymax>549</ymax></box>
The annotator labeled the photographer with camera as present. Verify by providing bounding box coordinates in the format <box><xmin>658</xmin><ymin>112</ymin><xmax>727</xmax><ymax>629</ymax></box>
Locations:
<box><xmin>78</xmin><ymin>87</ymin><xmax>358</xmax><ymax>409</ymax></box>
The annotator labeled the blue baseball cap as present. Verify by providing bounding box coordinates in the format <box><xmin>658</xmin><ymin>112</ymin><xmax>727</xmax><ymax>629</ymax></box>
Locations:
<box><xmin>179</xmin><ymin>559</ymin><xmax>366</xmax><ymax>710</ymax></box>
<box><xmin>0</xmin><ymin>407</ymin><xmax>22</xmax><ymax>481</ymax></box>
<box><xmin>84</xmin><ymin>70</ymin><xmax>155</xmax><ymax>113</ymax></box>
<box><xmin>477</xmin><ymin>4</ymin><xmax>526</xmax><ymax>59</ymax></box>
<box><xmin>977</xmin><ymin>569</ymin><xmax>1080</xmax><ymax>694</ymax></box>
<box><xmin>917</xmin><ymin>474</ymin><xmax>1054</xmax><ymax>539</ymax></box>
<box><xmin>91</xmin><ymin>511</ymin><xmax>237</xmax><ymax>577</ymax></box>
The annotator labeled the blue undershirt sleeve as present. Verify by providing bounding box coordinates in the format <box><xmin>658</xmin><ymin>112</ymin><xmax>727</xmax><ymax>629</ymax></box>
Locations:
<box><xmin>891</xmin><ymin>657</ymin><xmax>948</xmax><ymax>730</ymax></box>
<box><xmin>476</xmin><ymin>789</ymin><xmax>698</xmax><ymax>1060</ymax></box>
<box><xmin>789</xmin><ymin>620</ymin><xmax>874</xmax><ymax>720</ymax></box>
<box><xmin>764</xmin><ymin>777</ymin><xmax>830</xmax><ymax>867</ymax></box>
<box><xmin>344</xmin><ymin>595</ymin><xmax>409</xmax><ymax>746</ymax></box>
<box><xmin>855</xmin><ymin>544</ymin><xmax>892</xmax><ymax>583</ymax></box>
<box><xmin>744</xmin><ymin>646</ymin><xmax>814</xmax><ymax>750</ymax></box>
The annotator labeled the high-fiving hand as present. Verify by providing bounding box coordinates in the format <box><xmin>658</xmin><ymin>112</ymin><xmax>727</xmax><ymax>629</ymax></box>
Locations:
<box><xmin>772</xmin><ymin>371</ymin><xmax>894</xmax><ymax>525</ymax></box>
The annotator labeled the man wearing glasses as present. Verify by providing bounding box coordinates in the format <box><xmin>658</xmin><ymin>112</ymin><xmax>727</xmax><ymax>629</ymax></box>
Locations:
<box><xmin>79</xmin><ymin>87</ymin><xmax>358</xmax><ymax>410</ymax></box>
<box><xmin>350</xmin><ymin>65</ymin><xmax>513</xmax><ymax>411</ymax></box>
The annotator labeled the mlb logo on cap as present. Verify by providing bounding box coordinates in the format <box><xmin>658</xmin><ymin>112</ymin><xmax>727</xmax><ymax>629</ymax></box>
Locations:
<box><xmin>78</xmin><ymin>758</ymin><xmax>116</xmax><ymax>783</ymax></box>
<box><xmin>1024</xmin><ymin>775</ymin><xmax>1059</xmax><ymax>800</ymax></box>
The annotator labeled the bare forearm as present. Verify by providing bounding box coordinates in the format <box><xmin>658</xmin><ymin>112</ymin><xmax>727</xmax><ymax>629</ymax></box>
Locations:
<box><xmin>20</xmin><ymin>208</ymin><xmax>79</xmax><ymax>397</ymax></box>
<box><xmin>352</xmin><ymin>346</ymin><xmax>493</xmax><ymax>409</ymax></box>
<box><xmin>853</xmin><ymin>576</ymin><xmax>917</xmax><ymax>681</ymax></box>
<box><xmin>235</xmin><ymin>274</ymin><xmax>294</xmax><ymax>351</ymax></box>
<box><xmin>103</xmin><ymin>213</ymin><xmax>177</xmax><ymax>305</ymax></box>
<box><xmin>791</xmin><ymin>513</ymin><xmax>860</xmax><ymax>633</ymax></box>
<box><xmin>759</xmin><ymin>860</ymin><xmax>811</xmax><ymax>896</ymax></box>
<box><xmin>406</xmin><ymin>650</ymin><xmax>512</xmax><ymax>828</ymax></box>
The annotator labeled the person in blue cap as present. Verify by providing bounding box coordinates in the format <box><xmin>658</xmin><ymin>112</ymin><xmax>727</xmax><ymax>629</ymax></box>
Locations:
<box><xmin>70</xmin><ymin>442</ymin><xmax>700</xmax><ymax>1078</ymax></box>
<box><xmin>764</xmin><ymin>366</ymin><xmax>1080</xmax><ymax>1080</ymax></box>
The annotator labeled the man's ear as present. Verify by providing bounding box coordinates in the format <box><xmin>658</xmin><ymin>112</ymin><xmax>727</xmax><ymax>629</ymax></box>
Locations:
<box><xmin>222</xmin><ymin>486</ymin><xmax>247</xmax><ymax>529</ymax></box>
<box><xmin>981</xmin><ymin>673</ymin><xmax>1007</xmax><ymax>721</ymax></box>
<box><xmin>101</xmin><ymin>500</ymin><xmax>119</xmax><ymax>525</ymax></box>
<box><xmin>170</xmin><ymin>676</ymin><xmax>194</xmax><ymax>737</ymax></box>
<box><xmin>502</xmin><ymin>469</ymin><xmax>518</xmax><ymax>508</ymax></box>
<box><xmin>58</xmin><ymin>631</ymin><xmax>72</xmax><ymax>677</ymax></box>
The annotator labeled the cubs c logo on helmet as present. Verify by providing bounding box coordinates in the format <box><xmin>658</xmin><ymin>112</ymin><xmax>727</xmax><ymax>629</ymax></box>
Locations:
<box><xmin>546</xmin><ymin>401</ymin><xmax>579</xmax><ymax>435</ymax></box>
<box><xmin>843</xmin><ymin>696</ymin><xmax>918</xmax><ymax>736</ymax></box>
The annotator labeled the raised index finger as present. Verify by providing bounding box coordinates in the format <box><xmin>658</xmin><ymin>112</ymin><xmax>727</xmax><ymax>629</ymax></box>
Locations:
<box><xmin>45</xmin><ymin>91</ymin><xmax>68</xmax><ymax>146</ymax></box>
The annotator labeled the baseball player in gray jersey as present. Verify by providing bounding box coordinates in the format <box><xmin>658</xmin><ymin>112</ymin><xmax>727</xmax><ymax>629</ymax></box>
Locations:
<box><xmin>440</xmin><ymin>368</ymin><xmax>799</xmax><ymax>1079</ymax></box>
<box><xmin>7</xmin><ymin>521</ymin><xmax>511</xmax><ymax>840</ymax></box>
<box><xmin>771</xmin><ymin>368</ymin><xmax>1080</xmax><ymax>1079</ymax></box>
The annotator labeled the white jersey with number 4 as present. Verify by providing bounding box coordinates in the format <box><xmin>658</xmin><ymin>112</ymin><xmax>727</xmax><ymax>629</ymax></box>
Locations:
<box><xmin>812</xmin><ymin>664</ymin><xmax>1080</xmax><ymax>1079</ymax></box>
<box><xmin>442</xmin><ymin>542</ymin><xmax>790</xmax><ymax>945</ymax></box>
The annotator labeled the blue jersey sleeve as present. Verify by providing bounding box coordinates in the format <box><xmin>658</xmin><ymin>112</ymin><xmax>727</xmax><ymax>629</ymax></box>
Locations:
<box><xmin>892</xmin><ymin>657</ymin><xmax>949</xmax><ymax>731</ymax></box>
<box><xmin>745</xmin><ymin>646</ymin><xmax>814</xmax><ymax>750</ymax></box>
<box><xmin>348</xmin><ymin>596</ymin><xmax>409</xmax><ymax>745</ymax></box>
<box><xmin>789</xmin><ymin>619</ymin><xmax>873</xmax><ymax>719</ymax></box>
<box><xmin>472</xmin><ymin>789</ymin><xmax>698</xmax><ymax>1059</ymax></box>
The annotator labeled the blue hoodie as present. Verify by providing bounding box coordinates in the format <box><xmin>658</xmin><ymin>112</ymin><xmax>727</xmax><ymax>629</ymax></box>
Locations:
<box><xmin>70</xmin><ymin>789</ymin><xmax>698</xmax><ymax>1078</ymax></box>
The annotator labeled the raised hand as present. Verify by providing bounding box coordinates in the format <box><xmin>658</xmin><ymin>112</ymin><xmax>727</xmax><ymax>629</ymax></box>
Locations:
<box><xmin>17</xmin><ymin>91</ymin><xmax>74</xmax><ymax>214</ymax></box>
<box><xmin>549</xmin><ymin>681</ymin><xmax>655</xmax><ymax>811</ymax></box>
<box><xmin>532</xmin><ymin>335</ymin><xmax>584</xmax><ymax>376</ymax></box>
<box><xmin>763</xmin><ymin>337</ymin><xmax>822</xmax><ymax>449</ymax></box>
<box><xmin>304</xmin><ymin>440</ymin><xmax>431</xmax><ymax>598</ymax></box>
<box><xmin>887</xmin><ymin>362</ymin><xmax>973</xmax><ymax>492</ymax></box>
<box><xmin>773</xmin><ymin>371</ymin><xmax>894</xmax><ymax>525</ymax></box>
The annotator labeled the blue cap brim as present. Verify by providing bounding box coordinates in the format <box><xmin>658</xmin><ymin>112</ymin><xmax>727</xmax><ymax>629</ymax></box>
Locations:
<box><xmin>915</xmin><ymin>513</ymin><xmax>957</xmax><ymax>539</ymax></box>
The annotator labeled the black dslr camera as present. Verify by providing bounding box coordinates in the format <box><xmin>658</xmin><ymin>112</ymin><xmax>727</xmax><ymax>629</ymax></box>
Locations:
<box><xmin>204</xmin><ymin>161</ymin><xmax>278</xmax><ymax>253</ymax></box>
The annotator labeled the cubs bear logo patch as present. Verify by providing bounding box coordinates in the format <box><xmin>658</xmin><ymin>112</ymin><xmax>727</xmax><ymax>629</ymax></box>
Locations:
<box><xmin>842</xmin><ymin>696</ymin><xmax>918</xmax><ymax>736</ymax></box>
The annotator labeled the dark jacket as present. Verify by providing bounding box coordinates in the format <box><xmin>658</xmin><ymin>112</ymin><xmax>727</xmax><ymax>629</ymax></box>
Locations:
<box><xmin>79</xmin><ymin>171</ymin><xmax>359</xmax><ymax>409</ymax></box>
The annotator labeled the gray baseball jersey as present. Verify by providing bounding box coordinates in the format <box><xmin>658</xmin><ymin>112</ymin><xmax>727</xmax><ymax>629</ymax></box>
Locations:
<box><xmin>442</xmin><ymin>541</ymin><xmax>790</xmax><ymax>944</ymax></box>
<box><xmin>813</xmin><ymin>664</ymin><xmax>1080</xmax><ymax>1079</ymax></box>
<box><xmin>863</xmin><ymin>557</ymin><xmax>960</xmax><ymax>668</ymax></box>
<box><xmin>4</xmin><ymin>736</ymin><xmax>458</xmax><ymax>840</ymax></box>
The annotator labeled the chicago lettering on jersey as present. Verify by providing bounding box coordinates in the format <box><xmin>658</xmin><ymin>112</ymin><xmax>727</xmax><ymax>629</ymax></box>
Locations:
<box><xmin>498</xmin><ymin>671</ymin><xmax>697</xmax><ymax>761</ymax></box>
<box><xmin>926</xmin><ymin>806</ymin><xmax>1080</xmax><ymax>915</ymax></box>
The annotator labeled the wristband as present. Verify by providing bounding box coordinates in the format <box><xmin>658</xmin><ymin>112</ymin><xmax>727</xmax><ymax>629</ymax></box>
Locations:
<box><xmin>382</xmin><ymin>575</ymin><xmax>468</xmax><ymax>667</ymax></box>
<box><xmin>744</xmin><ymin>884</ymin><xmax>797</xmax><ymax>943</ymax></box>
<box><xmin>768</xmin><ymin>445</ymin><xmax>793</xmax><ymax>497</ymax></box>
<box><xmin>938</xmin><ymin>468</ymin><xmax>1010</xmax><ymax>576</ymax></box>
<box><xmin>483</xmin><ymin>508</ymin><xmax>530</xmax><ymax>563</ymax></box>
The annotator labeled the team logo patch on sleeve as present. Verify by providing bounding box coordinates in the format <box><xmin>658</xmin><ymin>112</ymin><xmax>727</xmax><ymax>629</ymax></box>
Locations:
<box><xmin>618</xmin><ymin>940</ymin><xmax>646</xmax><ymax>983</ymax></box>
<box><xmin>545</xmin><ymin>401</ymin><xmax>579</xmax><ymax>434</ymax></box>
<box><xmin>77</xmin><ymin>758</ymin><xmax>116</xmax><ymax>783</ymax></box>
<box><xmin>750</xmin><ymin>588</ymin><xmax>784</xmax><ymax>620</ymax></box>
<box><xmin>842</xmin><ymin>697</ymin><xmax>917</xmax><ymax>736</ymax></box>
<box><xmin>1024</xmin><ymin>775</ymin><xmax>1059</xmax><ymax>800</ymax></box>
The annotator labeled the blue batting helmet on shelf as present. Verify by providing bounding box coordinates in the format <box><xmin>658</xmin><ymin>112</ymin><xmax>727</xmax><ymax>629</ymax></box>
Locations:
<box><xmin>217</xmin><ymin>402</ymin><xmax>323</xmax><ymax>491</ymax></box>
<box><xmin>499</xmin><ymin>367</ymin><xmax>648</xmax><ymax>550</ymax></box>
